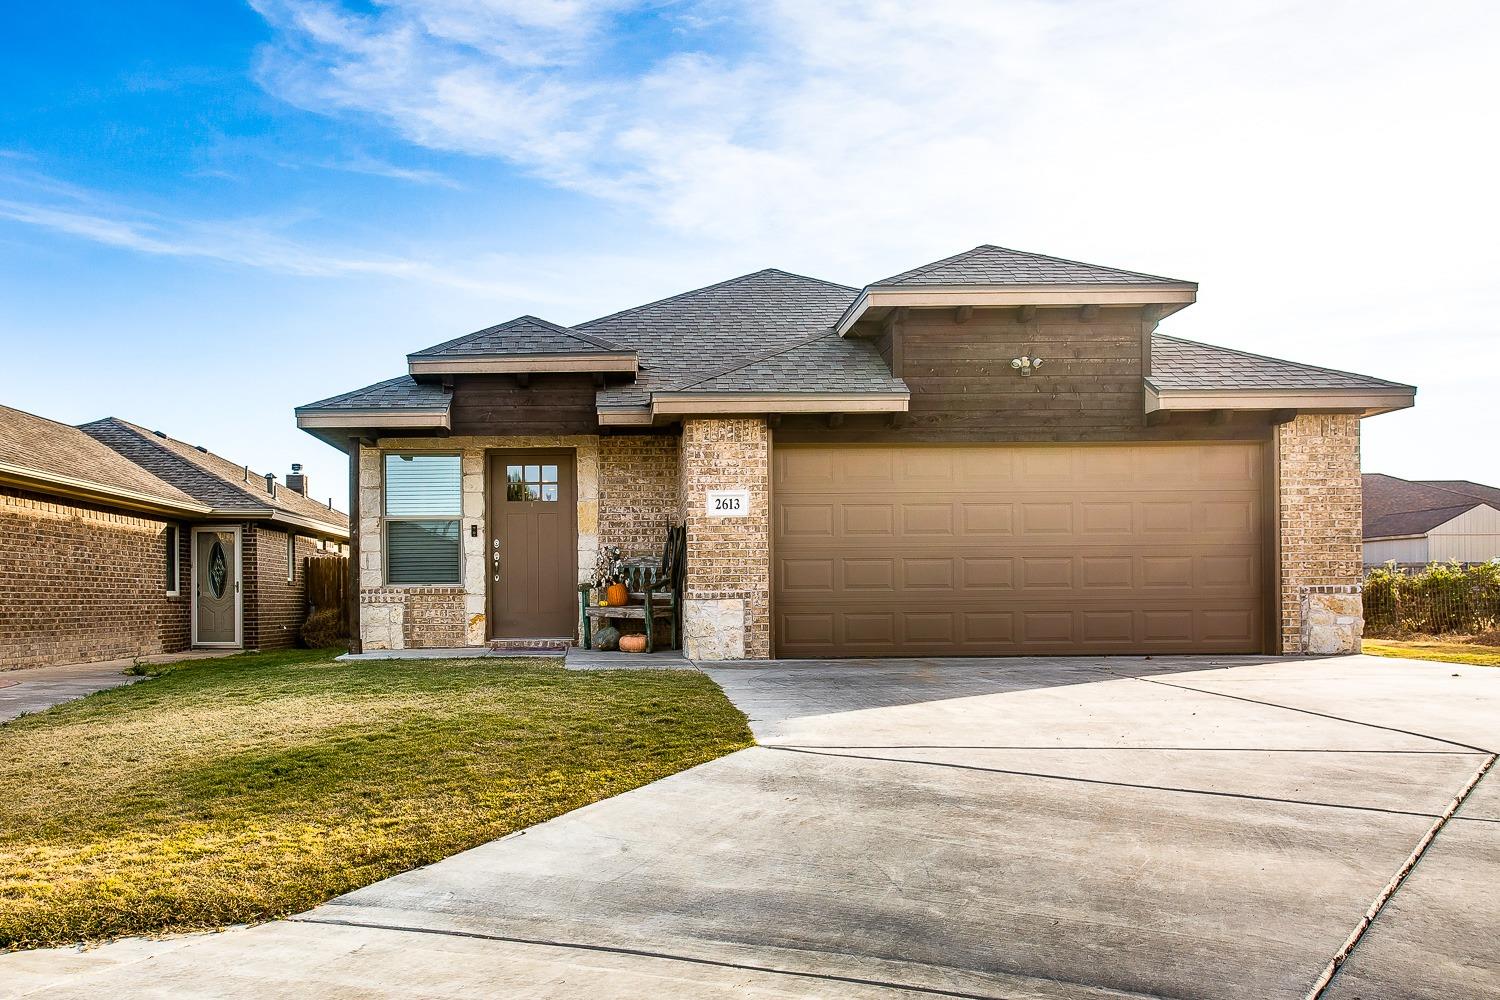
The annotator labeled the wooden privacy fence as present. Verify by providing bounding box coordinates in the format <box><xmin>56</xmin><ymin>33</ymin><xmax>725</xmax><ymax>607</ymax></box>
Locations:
<box><xmin>305</xmin><ymin>554</ymin><xmax>349</xmax><ymax>636</ymax></box>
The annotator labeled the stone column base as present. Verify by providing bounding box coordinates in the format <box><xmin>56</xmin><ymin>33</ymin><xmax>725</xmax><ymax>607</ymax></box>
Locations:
<box><xmin>683</xmin><ymin>598</ymin><xmax>746</xmax><ymax>661</ymax></box>
<box><xmin>1298</xmin><ymin>585</ymin><xmax>1363</xmax><ymax>655</ymax></box>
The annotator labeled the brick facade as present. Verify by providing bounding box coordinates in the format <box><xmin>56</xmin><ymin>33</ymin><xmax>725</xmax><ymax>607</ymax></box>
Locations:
<box><xmin>677</xmin><ymin>417</ymin><xmax>771</xmax><ymax>659</ymax></box>
<box><xmin>243</xmin><ymin>525</ymin><xmax>320</xmax><ymax>651</ymax></box>
<box><xmin>0</xmin><ymin>486</ymin><xmax>189</xmax><ymax>670</ymax></box>
<box><xmin>599</xmin><ymin>434</ymin><xmax>680</xmax><ymax>559</ymax></box>
<box><xmin>1276</xmin><ymin>414</ymin><xmax>1364</xmax><ymax>652</ymax></box>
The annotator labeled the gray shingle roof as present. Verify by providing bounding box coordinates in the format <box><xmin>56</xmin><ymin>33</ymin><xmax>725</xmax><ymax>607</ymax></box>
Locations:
<box><xmin>584</xmin><ymin>269</ymin><xmax>862</xmax><ymax>407</ymax></box>
<box><xmin>410</xmin><ymin>315</ymin><xmax>629</xmax><ymax>358</ymax></box>
<box><xmin>0</xmin><ymin>404</ymin><xmax>199</xmax><ymax>507</ymax></box>
<box><xmin>81</xmin><ymin>418</ymin><xmax>348</xmax><ymax>527</ymax></box>
<box><xmin>1365</xmin><ymin>503</ymin><xmax>1486</xmax><ymax>539</ymax></box>
<box><xmin>1149</xmin><ymin>335</ymin><xmax>1413</xmax><ymax>392</ymax></box>
<box><xmin>1363</xmin><ymin>473</ymin><xmax>1500</xmax><ymax>538</ymax></box>
<box><xmin>670</xmin><ymin>333</ymin><xmax>907</xmax><ymax>395</ymax></box>
<box><xmin>298</xmin><ymin>375</ymin><xmax>451</xmax><ymax>411</ymax></box>
<box><xmin>874</xmin><ymin>245</ymin><xmax>1189</xmax><ymax>287</ymax></box>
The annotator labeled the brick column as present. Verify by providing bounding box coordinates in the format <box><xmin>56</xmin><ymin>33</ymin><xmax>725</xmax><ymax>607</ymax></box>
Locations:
<box><xmin>1276</xmin><ymin>414</ymin><xmax>1363</xmax><ymax>653</ymax></box>
<box><xmin>678</xmin><ymin>417</ymin><xmax>771</xmax><ymax>659</ymax></box>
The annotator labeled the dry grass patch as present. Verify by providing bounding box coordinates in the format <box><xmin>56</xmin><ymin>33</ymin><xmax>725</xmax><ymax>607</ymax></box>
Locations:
<box><xmin>0</xmin><ymin>649</ymin><xmax>752</xmax><ymax>948</ymax></box>
<box><xmin>1363</xmin><ymin>638</ymin><xmax>1500</xmax><ymax>667</ymax></box>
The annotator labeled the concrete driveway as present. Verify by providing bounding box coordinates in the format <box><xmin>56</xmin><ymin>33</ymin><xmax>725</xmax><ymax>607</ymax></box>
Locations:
<box><xmin>3</xmin><ymin>654</ymin><xmax>1496</xmax><ymax>999</ymax></box>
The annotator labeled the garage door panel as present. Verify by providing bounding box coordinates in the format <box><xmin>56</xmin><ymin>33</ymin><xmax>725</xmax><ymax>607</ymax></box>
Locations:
<box><xmin>774</xmin><ymin>443</ymin><xmax>1265</xmax><ymax>656</ymax></box>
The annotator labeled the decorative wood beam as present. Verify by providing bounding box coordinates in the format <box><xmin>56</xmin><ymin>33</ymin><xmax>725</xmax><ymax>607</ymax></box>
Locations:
<box><xmin>1140</xmin><ymin>304</ymin><xmax>1168</xmax><ymax>326</ymax></box>
<box><xmin>1268</xmin><ymin>408</ymin><xmax>1298</xmax><ymax>425</ymax></box>
<box><xmin>766</xmin><ymin>414</ymin><xmax>782</xmax><ymax>429</ymax></box>
<box><xmin>884</xmin><ymin>306</ymin><xmax>907</xmax><ymax>377</ymax></box>
<box><xmin>346</xmin><ymin>438</ymin><xmax>362</xmax><ymax>656</ymax></box>
<box><xmin>1079</xmin><ymin>304</ymin><xmax>1101</xmax><ymax>321</ymax></box>
<box><xmin>954</xmin><ymin>305</ymin><xmax>973</xmax><ymax>324</ymax></box>
<box><xmin>1017</xmin><ymin>305</ymin><xmax>1037</xmax><ymax>324</ymax></box>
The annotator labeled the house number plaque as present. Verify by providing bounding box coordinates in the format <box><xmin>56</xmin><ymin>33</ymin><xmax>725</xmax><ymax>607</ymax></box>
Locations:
<box><xmin>705</xmin><ymin>489</ymin><xmax>750</xmax><ymax>517</ymax></box>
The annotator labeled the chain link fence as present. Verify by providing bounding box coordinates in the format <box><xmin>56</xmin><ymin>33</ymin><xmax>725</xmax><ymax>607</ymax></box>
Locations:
<box><xmin>1363</xmin><ymin>561</ymin><xmax>1500</xmax><ymax>638</ymax></box>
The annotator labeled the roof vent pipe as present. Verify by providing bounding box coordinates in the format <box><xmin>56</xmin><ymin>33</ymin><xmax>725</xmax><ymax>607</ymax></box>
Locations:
<box><xmin>243</xmin><ymin>464</ymin><xmax>249</xmax><ymax>482</ymax></box>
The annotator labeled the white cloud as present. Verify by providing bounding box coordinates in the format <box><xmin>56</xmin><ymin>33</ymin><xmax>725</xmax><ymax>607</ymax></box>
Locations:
<box><xmin>244</xmin><ymin>0</ymin><xmax>1500</xmax><ymax>483</ymax></box>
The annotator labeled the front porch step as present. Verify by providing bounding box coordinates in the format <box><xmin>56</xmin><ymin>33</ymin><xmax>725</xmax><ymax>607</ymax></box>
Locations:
<box><xmin>488</xmin><ymin>638</ymin><xmax>571</xmax><ymax>653</ymax></box>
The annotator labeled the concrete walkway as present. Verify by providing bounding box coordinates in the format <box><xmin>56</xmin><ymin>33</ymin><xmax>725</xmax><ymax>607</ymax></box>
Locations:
<box><xmin>2</xmin><ymin>654</ymin><xmax>1496</xmax><ymax>998</ymax></box>
<box><xmin>0</xmin><ymin>652</ymin><xmax>230</xmax><ymax>723</ymax></box>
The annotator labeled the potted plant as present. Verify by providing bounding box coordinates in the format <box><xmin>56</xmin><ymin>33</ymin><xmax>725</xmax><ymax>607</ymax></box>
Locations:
<box><xmin>592</xmin><ymin>545</ymin><xmax>628</xmax><ymax>606</ymax></box>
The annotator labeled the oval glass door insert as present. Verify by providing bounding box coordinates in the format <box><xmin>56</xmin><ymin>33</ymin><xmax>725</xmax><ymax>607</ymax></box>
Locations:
<box><xmin>208</xmin><ymin>540</ymin><xmax>228</xmax><ymax>598</ymax></box>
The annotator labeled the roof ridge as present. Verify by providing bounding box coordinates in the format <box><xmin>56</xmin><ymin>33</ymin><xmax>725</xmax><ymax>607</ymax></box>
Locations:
<box><xmin>875</xmin><ymin>244</ymin><xmax>1187</xmax><ymax>286</ymax></box>
<box><xmin>577</xmin><ymin>268</ymin><xmax>852</xmax><ymax>330</ymax></box>
<box><xmin>411</xmin><ymin>314</ymin><xmax>631</xmax><ymax>357</ymax></box>
<box><xmin>666</xmin><ymin>331</ymin><xmax>839</xmax><ymax>392</ymax></box>
<box><xmin>85</xmin><ymin>418</ymin><xmax>270</xmax><ymax>509</ymax></box>
<box><xmin>872</xmin><ymin>245</ymin><xmax>995</xmax><ymax>284</ymax></box>
<box><xmin>1151</xmin><ymin>333</ymin><xmax>1416</xmax><ymax>391</ymax></box>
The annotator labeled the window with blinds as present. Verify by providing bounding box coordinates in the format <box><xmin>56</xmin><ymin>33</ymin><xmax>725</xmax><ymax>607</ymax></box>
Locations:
<box><xmin>384</xmin><ymin>454</ymin><xmax>462</xmax><ymax>584</ymax></box>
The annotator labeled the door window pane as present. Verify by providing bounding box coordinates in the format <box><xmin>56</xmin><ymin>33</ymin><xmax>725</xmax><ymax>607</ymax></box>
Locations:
<box><xmin>505</xmin><ymin>460</ymin><xmax>562</xmax><ymax>502</ymax></box>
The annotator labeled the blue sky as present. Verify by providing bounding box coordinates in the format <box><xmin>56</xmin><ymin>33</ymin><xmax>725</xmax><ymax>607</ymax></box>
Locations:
<box><xmin>2</xmin><ymin>1</ymin><xmax>1497</xmax><ymax>511</ymax></box>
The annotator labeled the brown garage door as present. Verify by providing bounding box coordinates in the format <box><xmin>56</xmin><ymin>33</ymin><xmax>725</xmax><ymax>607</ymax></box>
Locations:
<box><xmin>773</xmin><ymin>442</ymin><xmax>1267</xmax><ymax>657</ymax></box>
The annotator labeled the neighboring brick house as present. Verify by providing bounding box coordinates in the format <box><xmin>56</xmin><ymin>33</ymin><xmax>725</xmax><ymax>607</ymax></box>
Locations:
<box><xmin>296</xmin><ymin>245</ymin><xmax>1415</xmax><ymax>660</ymax></box>
<box><xmin>0</xmin><ymin>405</ymin><xmax>348</xmax><ymax>670</ymax></box>
<box><xmin>1362</xmin><ymin>474</ymin><xmax>1500</xmax><ymax>565</ymax></box>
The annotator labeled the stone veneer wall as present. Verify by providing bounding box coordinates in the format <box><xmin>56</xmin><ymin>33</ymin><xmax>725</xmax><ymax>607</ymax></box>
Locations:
<box><xmin>1276</xmin><ymin>413</ymin><xmax>1363</xmax><ymax>653</ymax></box>
<box><xmin>598</xmin><ymin>434</ymin><xmax>680</xmax><ymax>558</ymax></box>
<box><xmin>357</xmin><ymin>435</ymin><xmax>601</xmax><ymax>651</ymax></box>
<box><xmin>677</xmin><ymin>417</ymin><xmax>771</xmax><ymax>660</ymax></box>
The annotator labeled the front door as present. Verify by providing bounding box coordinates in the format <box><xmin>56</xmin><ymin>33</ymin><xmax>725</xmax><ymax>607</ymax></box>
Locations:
<box><xmin>487</xmin><ymin>451</ymin><xmax>578</xmax><ymax>639</ymax></box>
<box><xmin>193</xmin><ymin>526</ymin><xmax>241</xmax><ymax>647</ymax></box>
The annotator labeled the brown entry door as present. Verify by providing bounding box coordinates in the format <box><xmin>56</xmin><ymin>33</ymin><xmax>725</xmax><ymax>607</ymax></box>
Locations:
<box><xmin>488</xmin><ymin>451</ymin><xmax>578</xmax><ymax>639</ymax></box>
<box><xmin>773</xmin><ymin>442</ymin><xmax>1266</xmax><ymax>657</ymax></box>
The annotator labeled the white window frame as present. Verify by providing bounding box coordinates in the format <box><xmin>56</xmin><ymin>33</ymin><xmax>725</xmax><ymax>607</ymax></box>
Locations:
<box><xmin>287</xmin><ymin>533</ymin><xmax>297</xmax><ymax>583</ymax></box>
<box><xmin>382</xmin><ymin>451</ymin><xmax>463</xmax><ymax>586</ymax></box>
<box><xmin>165</xmin><ymin>524</ymin><xmax>180</xmax><ymax>596</ymax></box>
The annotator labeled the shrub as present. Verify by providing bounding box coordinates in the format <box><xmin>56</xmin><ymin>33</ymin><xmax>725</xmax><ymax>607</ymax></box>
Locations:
<box><xmin>1363</xmin><ymin>560</ymin><xmax>1500</xmax><ymax>637</ymax></box>
<box><xmin>299</xmin><ymin>608</ymin><xmax>346</xmax><ymax>650</ymax></box>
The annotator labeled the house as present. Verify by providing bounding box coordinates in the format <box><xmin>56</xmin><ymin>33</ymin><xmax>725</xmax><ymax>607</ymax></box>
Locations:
<box><xmin>1363</xmin><ymin>473</ymin><xmax>1500</xmax><ymax>565</ymax></box>
<box><xmin>296</xmin><ymin>245</ymin><xmax>1415</xmax><ymax>660</ymax></box>
<box><xmin>0</xmin><ymin>405</ymin><xmax>349</xmax><ymax>670</ymax></box>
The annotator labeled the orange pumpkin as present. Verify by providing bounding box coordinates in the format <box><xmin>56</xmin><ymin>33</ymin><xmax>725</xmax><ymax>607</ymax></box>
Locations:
<box><xmin>605</xmin><ymin>582</ymin><xmax>629</xmax><ymax>606</ymax></box>
<box><xmin>618</xmin><ymin>634</ymin><xmax>648</xmax><ymax>653</ymax></box>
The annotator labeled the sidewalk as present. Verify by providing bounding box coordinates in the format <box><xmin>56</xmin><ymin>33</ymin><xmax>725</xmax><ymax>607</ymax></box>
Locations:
<box><xmin>0</xmin><ymin>651</ymin><xmax>232</xmax><ymax>722</ymax></box>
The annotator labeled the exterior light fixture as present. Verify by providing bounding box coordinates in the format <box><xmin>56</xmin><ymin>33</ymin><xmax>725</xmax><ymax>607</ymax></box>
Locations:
<box><xmin>1011</xmin><ymin>356</ymin><xmax>1044</xmax><ymax>376</ymax></box>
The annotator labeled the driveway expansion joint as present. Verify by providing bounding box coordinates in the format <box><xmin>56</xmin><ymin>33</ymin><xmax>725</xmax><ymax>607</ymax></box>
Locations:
<box><xmin>1307</xmin><ymin>752</ymin><xmax>1496</xmax><ymax>999</ymax></box>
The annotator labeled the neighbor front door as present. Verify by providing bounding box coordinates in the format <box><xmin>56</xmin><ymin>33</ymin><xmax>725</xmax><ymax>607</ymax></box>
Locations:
<box><xmin>193</xmin><ymin>527</ymin><xmax>240</xmax><ymax>646</ymax></box>
<box><xmin>487</xmin><ymin>451</ymin><xmax>578</xmax><ymax>639</ymax></box>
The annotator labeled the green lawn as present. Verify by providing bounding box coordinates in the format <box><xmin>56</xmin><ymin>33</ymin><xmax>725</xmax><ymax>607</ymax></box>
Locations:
<box><xmin>0</xmin><ymin>649</ymin><xmax>753</xmax><ymax>949</ymax></box>
<box><xmin>1363</xmin><ymin>638</ymin><xmax>1500</xmax><ymax>667</ymax></box>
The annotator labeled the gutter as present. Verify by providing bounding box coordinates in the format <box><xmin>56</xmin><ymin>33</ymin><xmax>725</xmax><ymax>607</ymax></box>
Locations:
<box><xmin>0</xmin><ymin>462</ymin><xmax>213</xmax><ymax>518</ymax></box>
